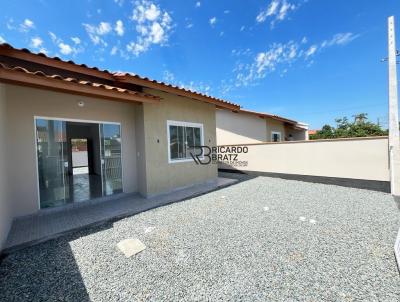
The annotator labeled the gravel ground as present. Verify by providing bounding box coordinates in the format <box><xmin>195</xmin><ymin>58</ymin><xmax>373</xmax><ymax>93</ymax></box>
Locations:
<box><xmin>1</xmin><ymin>173</ymin><xmax>400</xmax><ymax>301</ymax></box>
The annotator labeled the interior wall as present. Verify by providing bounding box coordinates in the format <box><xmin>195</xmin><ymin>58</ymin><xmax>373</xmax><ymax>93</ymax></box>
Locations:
<box><xmin>6</xmin><ymin>84</ymin><xmax>139</xmax><ymax>217</ymax></box>
<box><xmin>0</xmin><ymin>83</ymin><xmax>11</xmax><ymax>250</ymax></box>
<box><xmin>66</xmin><ymin>122</ymin><xmax>101</xmax><ymax>175</ymax></box>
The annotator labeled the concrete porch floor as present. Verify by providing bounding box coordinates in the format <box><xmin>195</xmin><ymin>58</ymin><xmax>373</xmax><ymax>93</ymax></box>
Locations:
<box><xmin>3</xmin><ymin>177</ymin><xmax>237</xmax><ymax>254</ymax></box>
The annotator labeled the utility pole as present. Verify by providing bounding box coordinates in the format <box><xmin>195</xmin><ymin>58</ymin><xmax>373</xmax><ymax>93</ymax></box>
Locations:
<box><xmin>388</xmin><ymin>16</ymin><xmax>400</xmax><ymax>196</ymax></box>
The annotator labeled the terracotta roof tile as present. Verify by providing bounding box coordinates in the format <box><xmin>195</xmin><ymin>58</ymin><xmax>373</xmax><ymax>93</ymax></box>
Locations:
<box><xmin>238</xmin><ymin>108</ymin><xmax>299</xmax><ymax>125</ymax></box>
<box><xmin>113</xmin><ymin>72</ymin><xmax>238</xmax><ymax>107</ymax></box>
<box><xmin>0</xmin><ymin>61</ymin><xmax>160</xmax><ymax>101</ymax></box>
<box><xmin>0</xmin><ymin>43</ymin><xmax>239</xmax><ymax>109</ymax></box>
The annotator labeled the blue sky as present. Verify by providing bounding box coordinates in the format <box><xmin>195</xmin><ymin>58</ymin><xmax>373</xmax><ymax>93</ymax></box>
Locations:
<box><xmin>0</xmin><ymin>0</ymin><xmax>399</xmax><ymax>128</ymax></box>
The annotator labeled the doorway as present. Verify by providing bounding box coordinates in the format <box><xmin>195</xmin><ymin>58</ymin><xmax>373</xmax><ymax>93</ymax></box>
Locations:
<box><xmin>35</xmin><ymin>118</ymin><xmax>123</xmax><ymax>209</ymax></box>
<box><xmin>71</xmin><ymin>138</ymin><xmax>89</xmax><ymax>175</ymax></box>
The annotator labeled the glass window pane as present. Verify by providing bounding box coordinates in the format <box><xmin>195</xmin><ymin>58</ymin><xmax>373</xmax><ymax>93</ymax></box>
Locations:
<box><xmin>177</xmin><ymin>126</ymin><xmax>184</xmax><ymax>158</ymax></box>
<box><xmin>100</xmin><ymin>124</ymin><xmax>122</xmax><ymax>196</ymax></box>
<box><xmin>185</xmin><ymin>127</ymin><xmax>195</xmax><ymax>158</ymax></box>
<box><xmin>168</xmin><ymin>124</ymin><xmax>202</xmax><ymax>161</ymax></box>
<box><xmin>194</xmin><ymin>127</ymin><xmax>201</xmax><ymax>146</ymax></box>
<box><xmin>169</xmin><ymin>125</ymin><xmax>178</xmax><ymax>159</ymax></box>
<box><xmin>36</xmin><ymin>119</ymin><xmax>68</xmax><ymax>208</ymax></box>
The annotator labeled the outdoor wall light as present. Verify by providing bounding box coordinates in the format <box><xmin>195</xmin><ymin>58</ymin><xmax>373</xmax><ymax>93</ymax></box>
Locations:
<box><xmin>77</xmin><ymin>101</ymin><xmax>85</xmax><ymax>107</ymax></box>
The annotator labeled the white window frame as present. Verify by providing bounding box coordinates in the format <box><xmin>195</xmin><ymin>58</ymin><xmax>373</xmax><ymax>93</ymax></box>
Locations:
<box><xmin>167</xmin><ymin>120</ymin><xmax>204</xmax><ymax>164</ymax></box>
<box><xmin>271</xmin><ymin>131</ymin><xmax>282</xmax><ymax>142</ymax></box>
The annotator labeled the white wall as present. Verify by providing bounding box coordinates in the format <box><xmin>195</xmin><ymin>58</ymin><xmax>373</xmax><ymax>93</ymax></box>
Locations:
<box><xmin>219</xmin><ymin>137</ymin><xmax>389</xmax><ymax>181</ymax></box>
<box><xmin>216</xmin><ymin>109</ymin><xmax>267</xmax><ymax>145</ymax></box>
<box><xmin>0</xmin><ymin>83</ymin><xmax>11</xmax><ymax>250</ymax></box>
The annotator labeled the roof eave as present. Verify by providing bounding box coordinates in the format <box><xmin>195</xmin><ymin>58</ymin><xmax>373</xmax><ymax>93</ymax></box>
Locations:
<box><xmin>0</xmin><ymin>44</ymin><xmax>114</xmax><ymax>81</ymax></box>
<box><xmin>115</xmin><ymin>75</ymin><xmax>240</xmax><ymax>110</ymax></box>
<box><xmin>0</xmin><ymin>67</ymin><xmax>160</xmax><ymax>104</ymax></box>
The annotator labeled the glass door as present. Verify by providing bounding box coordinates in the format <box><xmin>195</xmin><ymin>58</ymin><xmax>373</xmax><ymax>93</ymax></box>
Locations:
<box><xmin>36</xmin><ymin>119</ymin><xmax>69</xmax><ymax>208</ymax></box>
<box><xmin>99</xmin><ymin>123</ymin><xmax>123</xmax><ymax>196</ymax></box>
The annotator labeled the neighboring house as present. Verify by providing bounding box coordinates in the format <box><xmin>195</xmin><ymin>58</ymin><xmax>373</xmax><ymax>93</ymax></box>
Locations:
<box><xmin>216</xmin><ymin>108</ymin><xmax>308</xmax><ymax>145</ymax></box>
<box><xmin>0</xmin><ymin>43</ymin><xmax>240</xmax><ymax>249</ymax></box>
<box><xmin>308</xmin><ymin>130</ymin><xmax>318</xmax><ymax>136</ymax></box>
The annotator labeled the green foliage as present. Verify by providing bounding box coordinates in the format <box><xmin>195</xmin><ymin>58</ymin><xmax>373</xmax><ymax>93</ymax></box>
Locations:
<box><xmin>309</xmin><ymin>113</ymin><xmax>388</xmax><ymax>140</ymax></box>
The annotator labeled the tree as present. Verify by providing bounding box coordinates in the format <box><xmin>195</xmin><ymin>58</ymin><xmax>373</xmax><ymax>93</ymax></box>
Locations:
<box><xmin>309</xmin><ymin>113</ymin><xmax>388</xmax><ymax>140</ymax></box>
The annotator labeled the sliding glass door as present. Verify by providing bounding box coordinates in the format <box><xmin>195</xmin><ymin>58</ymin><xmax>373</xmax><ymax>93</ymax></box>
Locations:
<box><xmin>36</xmin><ymin>119</ymin><xmax>69</xmax><ymax>208</ymax></box>
<box><xmin>36</xmin><ymin>118</ymin><xmax>123</xmax><ymax>209</ymax></box>
<box><xmin>100</xmin><ymin>123</ymin><xmax>123</xmax><ymax>196</ymax></box>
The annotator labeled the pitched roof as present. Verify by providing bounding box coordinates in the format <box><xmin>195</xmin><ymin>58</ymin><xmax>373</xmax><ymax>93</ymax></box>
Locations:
<box><xmin>0</xmin><ymin>43</ymin><xmax>239</xmax><ymax>110</ymax></box>
<box><xmin>235</xmin><ymin>108</ymin><xmax>300</xmax><ymax>125</ymax></box>
<box><xmin>0</xmin><ymin>62</ymin><xmax>160</xmax><ymax>103</ymax></box>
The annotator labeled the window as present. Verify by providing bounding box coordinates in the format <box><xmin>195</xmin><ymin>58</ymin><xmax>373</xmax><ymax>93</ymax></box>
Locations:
<box><xmin>167</xmin><ymin>121</ymin><xmax>203</xmax><ymax>162</ymax></box>
<box><xmin>272</xmin><ymin>131</ymin><xmax>281</xmax><ymax>142</ymax></box>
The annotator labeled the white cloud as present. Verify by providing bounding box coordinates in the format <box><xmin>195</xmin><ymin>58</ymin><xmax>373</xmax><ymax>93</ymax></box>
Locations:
<box><xmin>71</xmin><ymin>37</ymin><xmax>81</xmax><ymax>44</ymax></box>
<box><xmin>111</xmin><ymin>46</ymin><xmax>118</xmax><ymax>55</ymax></box>
<box><xmin>47</xmin><ymin>32</ymin><xmax>83</xmax><ymax>56</ymax></box>
<box><xmin>83</xmin><ymin>22</ymin><xmax>112</xmax><ymax>46</ymax></box>
<box><xmin>305</xmin><ymin>45</ymin><xmax>317</xmax><ymax>57</ymax></box>
<box><xmin>114</xmin><ymin>0</ymin><xmax>124</xmax><ymax>6</ymax></box>
<box><xmin>209</xmin><ymin>17</ymin><xmax>217</xmax><ymax>26</ymax></box>
<box><xmin>30</xmin><ymin>37</ymin><xmax>43</xmax><ymax>48</ymax></box>
<box><xmin>115</xmin><ymin>20</ymin><xmax>124</xmax><ymax>36</ymax></box>
<box><xmin>224</xmin><ymin>10</ymin><xmax>230</xmax><ymax>14</ymax></box>
<box><xmin>98</xmin><ymin>22</ymin><xmax>112</xmax><ymax>34</ymax></box>
<box><xmin>163</xmin><ymin>70</ymin><xmax>175</xmax><ymax>82</ymax></box>
<box><xmin>240</xmin><ymin>25</ymin><xmax>245</xmax><ymax>31</ymax></box>
<box><xmin>20</xmin><ymin>19</ymin><xmax>35</xmax><ymax>32</ymax></box>
<box><xmin>181</xmin><ymin>81</ymin><xmax>211</xmax><ymax>94</ymax></box>
<box><xmin>321</xmin><ymin>32</ymin><xmax>360</xmax><ymax>48</ymax></box>
<box><xmin>150</xmin><ymin>22</ymin><xmax>164</xmax><ymax>43</ymax></box>
<box><xmin>256</xmin><ymin>0</ymin><xmax>299</xmax><ymax>28</ymax></box>
<box><xmin>49</xmin><ymin>32</ymin><xmax>58</xmax><ymax>43</ymax></box>
<box><xmin>127</xmin><ymin>0</ymin><xmax>173</xmax><ymax>56</ymax></box>
<box><xmin>161</xmin><ymin>70</ymin><xmax>211</xmax><ymax>94</ymax></box>
<box><xmin>58</xmin><ymin>42</ymin><xmax>73</xmax><ymax>55</ymax></box>
<box><xmin>186</xmin><ymin>23</ymin><xmax>194</xmax><ymax>29</ymax></box>
<box><xmin>233</xmin><ymin>31</ymin><xmax>359</xmax><ymax>87</ymax></box>
<box><xmin>195</xmin><ymin>2</ymin><xmax>201</xmax><ymax>8</ymax></box>
<box><xmin>0</xmin><ymin>36</ymin><xmax>5</xmax><ymax>43</ymax></box>
<box><xmin>145</xmin><ymin>4</ymin><xmax>160</xmax><ymax>20</ymax></box>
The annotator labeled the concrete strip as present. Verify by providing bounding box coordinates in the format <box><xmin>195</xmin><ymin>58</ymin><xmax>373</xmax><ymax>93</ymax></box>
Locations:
<box><xmin>3</xmin><ymin>177</ymin><xmax>238</xmax><ymax>254</ymax></box>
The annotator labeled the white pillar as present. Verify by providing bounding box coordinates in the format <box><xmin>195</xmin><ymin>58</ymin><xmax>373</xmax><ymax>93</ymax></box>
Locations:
<box><xmin>388</xmin><ymin>16</ymin><xmax>400</xmax><ymax>196</ymax></box>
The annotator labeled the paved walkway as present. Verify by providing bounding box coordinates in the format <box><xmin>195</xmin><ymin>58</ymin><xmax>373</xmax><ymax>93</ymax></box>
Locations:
<box><xmin>4</xmin><ymin>177</ymin><xmax>237</xmax><ymax>253</ymax></box>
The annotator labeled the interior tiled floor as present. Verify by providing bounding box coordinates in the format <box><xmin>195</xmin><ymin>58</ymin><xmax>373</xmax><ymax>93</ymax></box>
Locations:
<box><xmin>70</xmin><ymin>174</ymin><xmax>103</xmax><ymax>203</ymax></box>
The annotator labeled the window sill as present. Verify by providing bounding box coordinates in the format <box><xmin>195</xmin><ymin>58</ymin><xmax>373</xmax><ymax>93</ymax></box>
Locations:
<box><xmin>168</xmin><ymin>157</ymin><xmax>204</xmax><ymax>164</ymax></box>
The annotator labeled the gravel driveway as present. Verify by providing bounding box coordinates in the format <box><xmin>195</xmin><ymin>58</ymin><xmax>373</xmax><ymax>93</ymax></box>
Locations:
<box><xmin>1</xmin><ymin>173</ymin><xmax>400</xmax><ymax>301</ymax></box>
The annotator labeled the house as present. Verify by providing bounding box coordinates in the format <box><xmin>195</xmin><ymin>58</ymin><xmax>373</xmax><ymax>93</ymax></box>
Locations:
<box><xmin>216</xmin><ymin>108</ymin><xmax>309</xmax><ymax>145</ymax></box>
<box><xmin>0</xmin><ymin>43</ymin><xmax>240</xmax><ymax>249</ymax></box>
